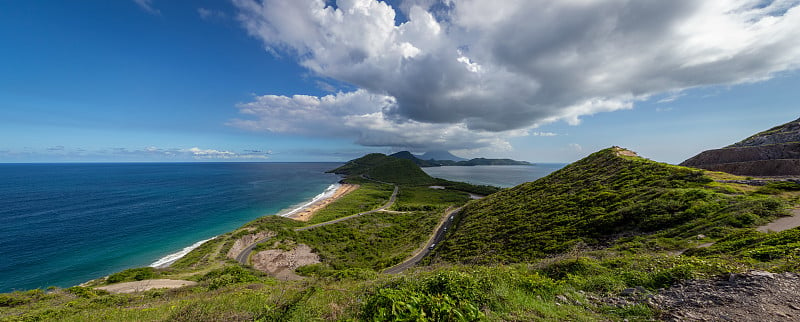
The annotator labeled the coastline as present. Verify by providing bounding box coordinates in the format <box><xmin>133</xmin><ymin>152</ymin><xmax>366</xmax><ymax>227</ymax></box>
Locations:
<box><xmin>147</xmin><ymin>183</ymin><xmax>357</xmax><ymax>269</ymax></box>
<box><xmin>282</xmin><ymin>183</ymin><xmax>359</xmax><ymax>222</ymax></box>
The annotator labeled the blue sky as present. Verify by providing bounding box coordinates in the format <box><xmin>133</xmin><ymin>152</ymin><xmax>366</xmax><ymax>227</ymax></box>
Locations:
<box><xmin>1</xmin><ymin>0</ymin><xmax>798</xmax><ymax>163</ymax></box>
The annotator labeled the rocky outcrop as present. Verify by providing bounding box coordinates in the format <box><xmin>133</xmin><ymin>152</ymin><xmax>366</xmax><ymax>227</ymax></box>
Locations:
<box><xmin>681</xmin><ymin>117</ymin><xmax>800</xmax><ymax>176</ymax></box>
<box><xmin>652</xmin><ymin>271</ymin><xmax>800</xmax><ymax>321</ymax></box>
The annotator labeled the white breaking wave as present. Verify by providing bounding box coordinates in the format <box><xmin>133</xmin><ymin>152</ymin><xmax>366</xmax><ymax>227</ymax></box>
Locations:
<box><xmin>149</xmin><ymin>237</ymin><xmax>216</xmax><ymax>268</ymax></box>
<box><xmin>280</xmin><ymin>183</ymin><xmax>340</xmax><ymax>217</ymax></box>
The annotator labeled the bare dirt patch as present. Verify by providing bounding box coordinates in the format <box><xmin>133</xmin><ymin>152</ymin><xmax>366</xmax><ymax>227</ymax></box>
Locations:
<box><xmin>96</xmin><ymin>279</ymin><xmax>197</xmax><ymax>294</ymax></box>
<box><xmin>613</xmin><ymin>146</ymin><xmax>639</xmax><ymax>157</ymax></box>
<box><xmin>251</xmin><ymin>244</ymin><xmax>320</xmax><ymax>280</ymax></box>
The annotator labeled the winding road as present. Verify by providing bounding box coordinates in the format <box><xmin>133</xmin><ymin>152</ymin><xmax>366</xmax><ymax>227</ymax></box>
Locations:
<box><xmin>383</xmin><ymin>206</ymin><xmax>461</xmax><ymax>274</ymax></box>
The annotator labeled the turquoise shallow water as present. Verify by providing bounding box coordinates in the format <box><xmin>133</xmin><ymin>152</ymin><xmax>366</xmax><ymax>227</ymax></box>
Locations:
<box><xmin>422</xmin><ymin>164</ymin><xmax>567</xmax><ymax>188</ymax></box>
<box><xmin>0</xmin><ymin>163</ymin><xmax>341</xmax><ymax>292</ymax></box>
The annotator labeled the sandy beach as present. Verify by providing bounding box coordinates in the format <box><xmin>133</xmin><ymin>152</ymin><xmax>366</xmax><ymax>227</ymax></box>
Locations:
<box><xmin>285</xmin><ymin>184</ymin><xmax>359</xmax><ymax>222</ymax></box>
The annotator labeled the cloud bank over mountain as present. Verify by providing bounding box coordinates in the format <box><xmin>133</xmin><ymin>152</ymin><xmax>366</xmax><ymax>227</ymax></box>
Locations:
<box><xmin>229</xmin><ymin>0</ymin><xmax>800</xmax><ymax>151</ymax></box>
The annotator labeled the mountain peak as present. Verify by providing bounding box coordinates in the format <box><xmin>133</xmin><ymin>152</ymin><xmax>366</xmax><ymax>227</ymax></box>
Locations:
<box><xmin>420</xmin><ymin>150</ymin><xmax>466</xmax><ymax>161</ymax></box>
<box><xmin>728</xmin><ymin>117</ymin><xmax>800</xmax><ymax>148</ymax></box>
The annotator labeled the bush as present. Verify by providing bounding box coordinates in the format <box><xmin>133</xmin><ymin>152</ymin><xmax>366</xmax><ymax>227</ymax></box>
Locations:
<box><xmin>106</xmin><ymin>267</ymin><xmax>158</xmax><ymax>284</ymax></box>
<box><xmin>361</xmin><ymin>288</ymin><xmax>485</xmax><ymax>321</ymax></box>
<box><xmin>200</xmin><ymin>266</ymin><xmax>262</xmax><ymax>290</ymax></box>
<box><xmin>65</xmin><ymin>286</ymin><xmax>108</xmax><ymax>298</ymax></box>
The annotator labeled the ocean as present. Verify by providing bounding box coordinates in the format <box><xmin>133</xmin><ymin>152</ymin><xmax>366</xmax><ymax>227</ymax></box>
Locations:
<box><xmin>0</xmin><ymin>163</ymin><xmax>341</xmax><ymax>292</ymax></box>
<box><xmin>422</xmin><ymin>164</ymin><xmax>567</xmax><ymax>188</ymax></box>
<box><xmin>0</xmin><ymin>162</ymin><xmax>565</xmax><ymax>293</ymax></box>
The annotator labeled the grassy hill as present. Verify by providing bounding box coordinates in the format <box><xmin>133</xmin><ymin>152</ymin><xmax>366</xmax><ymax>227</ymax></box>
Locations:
<box><xmin>432</xmin><ymin>147</ymin><xmax>790</xmax><ymax>264</ymax></box>
<box><xmin>328</xmin><ymin>153</ymin><xmax>437</xmax><ymax>185</ymax></box>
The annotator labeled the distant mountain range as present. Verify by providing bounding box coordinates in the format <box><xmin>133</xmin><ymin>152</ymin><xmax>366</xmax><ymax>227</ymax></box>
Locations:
<box><xmin>389</xmin><ymin>151</ymin><xmax>532</xmax><ymax>167</ymax></box>
<box><xmin>419</xmin><ymin>150</ymin><xmax>467</xmax><ymax>161</ymax></box>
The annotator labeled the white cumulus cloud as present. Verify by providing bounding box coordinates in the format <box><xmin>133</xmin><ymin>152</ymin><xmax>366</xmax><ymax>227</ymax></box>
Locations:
<box><xmin>230</xmin><ymin>0</ymin><xmax>800</xmax><ymax>150</ymax></box>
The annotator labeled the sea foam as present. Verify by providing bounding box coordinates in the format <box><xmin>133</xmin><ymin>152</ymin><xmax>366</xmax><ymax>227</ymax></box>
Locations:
<box><xmin>150</xmin><ymin>237</ymin><xmax>216</xmax><ymax>268</ymax></box>
<box><xmin>280</xmin><ymin>183</ymin><xmax>341</xmax><ymax>217</ymax></box>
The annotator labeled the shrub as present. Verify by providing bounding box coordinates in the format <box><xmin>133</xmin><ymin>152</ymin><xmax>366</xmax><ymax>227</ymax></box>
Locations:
<box><xmin>106</xmin><ymin>267</ymin><xmax>158</xmax><ymax>284</ymax></box>
<box><xmin>200</xmin><ymin>266</ymin><xmax>262</xmax><ymax>290</ymax></box>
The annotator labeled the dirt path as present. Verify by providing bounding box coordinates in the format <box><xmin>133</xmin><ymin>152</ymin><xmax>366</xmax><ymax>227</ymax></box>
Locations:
<box><xmin>295</xmin><ymin>185</ymin><xmax>398</xmax><ymax>232</ymax></box>
<box><xmin>234</xmin><ymin>185</ymin><xmax>398</xmax><ymax>265</ymax></box>
<box><xmin>757</xmin><ymin>208</ymin><xmax>800</xmax><ymax>233</ymax></box>
<box><xmin>96</xmin><ymin>279</ymin><xmax>197</xmax><ymax>294</ymax></box>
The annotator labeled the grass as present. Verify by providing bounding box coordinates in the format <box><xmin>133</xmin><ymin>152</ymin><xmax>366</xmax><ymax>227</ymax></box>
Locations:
<box><xmin>299</xmin><ymin>210</ymin><xmax>440</xmax><ymax>271</ymax></box>
<box><xmin>432</xmin><ymin>147</ymin><xmax>790</xmax><ymax>264</ymax></box>
<box><xmin>391</xmin><ymin>186</ymin><xmax>472</xmax><ymax>211</ymax></box>
<box><xmin>306</xmin><ymin>182</ymin><xmax>394</xmax><ymax>224</ymax></box>
<box><xmin>6</xmin><ymin>147</ymin><xmax>800</xmax><ymax>321</ymax></box>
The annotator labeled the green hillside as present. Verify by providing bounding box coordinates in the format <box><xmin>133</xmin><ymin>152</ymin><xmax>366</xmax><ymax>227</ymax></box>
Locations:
<box><xmin>432</xmin><ymin>147</ymin><xmax>790</xmax><ymax>264</ymax></box>
<box><xmin>328</xmin><ymin>153</ymin><xmax>437</xmax><ymax>185</ymax></box>
<box><xmin>5</xmin><ymin>148</ymin><xmax>800</xmax><ymax>321</ymax></box>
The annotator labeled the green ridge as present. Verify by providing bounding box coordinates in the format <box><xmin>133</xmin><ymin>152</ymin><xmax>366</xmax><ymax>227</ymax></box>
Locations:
<box><xmin>432</xmin><ymin>147</ymin><xmax>789</xmax><ymax>264</ymax></box>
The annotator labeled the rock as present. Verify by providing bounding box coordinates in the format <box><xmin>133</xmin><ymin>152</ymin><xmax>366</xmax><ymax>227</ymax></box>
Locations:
<box><xmin>621</xmin><ymin>288</ymin><xmax>637</xmax><ymax>296</ymax></box>
<box><xmin>680</xmin><ymin>117</ymin><xmax>800</xmax><ymax>176</ymax></box>
<box><xmin>653</xmin><ymin>271</ymin><xmax>800</xmax><ymax>321</ymax></box>
<box><xmin>749</xmin><ymin>270</ymin><xmax>775</xmax><ymax>279</ymax></box>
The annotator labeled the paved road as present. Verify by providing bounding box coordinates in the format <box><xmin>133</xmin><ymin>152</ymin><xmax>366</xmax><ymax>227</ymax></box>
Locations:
<box><xmin>383</xmin><ymin>207</ymin><xmax>461</xmax><ymax>274</ymax></box>
<box><xmin>234</xmin><ymin>236</ymin><xmax>272</xmax><ymax>265</ymax></box>
<box><xmin>235</xmin><ymin>184</ymin><xmax>399</xmax><ymax>264</ymax></box>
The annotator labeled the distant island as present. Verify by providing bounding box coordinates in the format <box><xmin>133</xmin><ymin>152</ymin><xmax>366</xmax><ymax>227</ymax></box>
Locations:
<box><xmin>389</xmin><ymin>150</ymin><xmax>533</xmax><ymax>167</ymax></box>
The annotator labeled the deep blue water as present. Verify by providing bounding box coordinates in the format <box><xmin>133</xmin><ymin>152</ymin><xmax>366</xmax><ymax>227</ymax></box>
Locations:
<box><xmin>0</xmin><ymin>163</ymin><xmax>341</xmax><ymax>292</ymax></box>
<box><xmin>422</xmin><ymin>164</ymin><xmax>567</xmax><ymax>188</ymax></box>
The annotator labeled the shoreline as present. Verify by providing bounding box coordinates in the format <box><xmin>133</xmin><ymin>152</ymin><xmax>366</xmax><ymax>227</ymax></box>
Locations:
<box><xmin>282</xmin><ymin>183</ymin><xmax>359</xmax><ymax>222</ymax></box>
<box><xmin>147</xmin><ymin>182</ymin><xmax>357</xmax><ymax>269</ymax></box>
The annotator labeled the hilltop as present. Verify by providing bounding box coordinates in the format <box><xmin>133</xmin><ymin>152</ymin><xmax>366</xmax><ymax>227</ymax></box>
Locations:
<box><xmin>432</xmin><ymin>146</ymin><xmax>793</xmax><ymax>264</ymax></box>
<box><xmin>681</xmin><ymin>117</ymin><xmax>800</xmax><ymax>176</ymax></box>
<box><xmin>330</xmin><ymin>153</ymin><xmax>500</xmax><ymax>195</ymax></box>
<box><xmin>419</xmin><ymin>150</ymin><xmax>466</xmax><ymax>161</ymax></box>
<box><xmin>328</xmin><ymin>153</ymin><xmax>436</xmax><ymax>185</ymax></box>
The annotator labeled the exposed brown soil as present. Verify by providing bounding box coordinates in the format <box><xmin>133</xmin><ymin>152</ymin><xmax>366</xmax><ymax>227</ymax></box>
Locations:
<box><xmin>251</xmin><ymin>244</ymin><xmax>320</xmax><ymax>280</ymax></box>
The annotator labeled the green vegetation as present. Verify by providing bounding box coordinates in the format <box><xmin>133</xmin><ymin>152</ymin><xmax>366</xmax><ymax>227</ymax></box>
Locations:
<box><xmin>307</xmin><ymin>181</ymin><xmax>394</xmax><ymax>224</ymax></box>
<box><xmin>105</xmin><ymin>268</ymin><xmax>158</xmax><ymax>284</ymax></box>
<box><xmin>329</xmin><ymin>153</ymin><xmax>437</xmax><ymax>185</ymax></box>
<box><xmin>391</xmin><ymin>186</ymin><xmax>471</xmax><ymax>211</ymax></box>
<box><xmin>433</xmin><ymin>147</ymin><xmax>790</xmax><ymax>264</ymax></box>
<box><xmin>5</xmin><ymin>147</ymin><xmax>800</xmax><ymax>321</ymax></box>
<box><xmin>298</xmin><ymin>211</ymin><xmax>440</xmax><ymax>271</ymax></box>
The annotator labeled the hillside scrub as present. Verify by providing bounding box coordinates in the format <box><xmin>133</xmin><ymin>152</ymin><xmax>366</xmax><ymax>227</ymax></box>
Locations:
<box><xmin>433</xmin><ymin>147</ymin><xmax>789</xmax><ymax>264</ymax></box>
